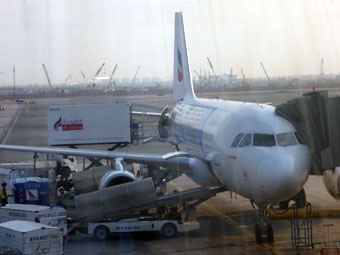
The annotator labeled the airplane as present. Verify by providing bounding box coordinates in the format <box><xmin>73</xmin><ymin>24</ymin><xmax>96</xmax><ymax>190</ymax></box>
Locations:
<box><xmin>0</xmin><ymin>12</ymin><xmax>311</xmax><ymax>244</ymax></box>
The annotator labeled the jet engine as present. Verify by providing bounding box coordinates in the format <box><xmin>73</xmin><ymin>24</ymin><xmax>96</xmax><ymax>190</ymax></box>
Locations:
<box><xmin>99</xmin><ymin>170</ymin><xmax>137</xmax><ymax>190</ymax></box>
<box><xmin>188</xmin><ymin>158</ymin><xmax>221</xmax><ymax>187</ymax></box>
<box><xmin>98</xmin><ymin>158</ymin><xmax>138</xmax><ymax>190</ymax></box>
<box><xmin>323</xmin><ymin>168</ymin><xmax>340</xmax><ymax>200</ymax></box>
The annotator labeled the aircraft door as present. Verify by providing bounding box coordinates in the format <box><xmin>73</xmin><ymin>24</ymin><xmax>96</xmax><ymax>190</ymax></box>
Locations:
<box><xmin>158</xmin><ymin>106</ymin><xmax>170</xmax><ymax>138</ymax></box>
<box><xmin>232</xmin><ymin>133</ymin><xmax>254</xmax><ymax>195</ymax></box>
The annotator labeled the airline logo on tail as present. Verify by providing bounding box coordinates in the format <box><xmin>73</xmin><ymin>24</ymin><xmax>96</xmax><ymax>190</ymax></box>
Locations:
<box><xmin>177</xmin><ymin>47</ymin><xmax>183</xmax><ymax>82</ymax></box>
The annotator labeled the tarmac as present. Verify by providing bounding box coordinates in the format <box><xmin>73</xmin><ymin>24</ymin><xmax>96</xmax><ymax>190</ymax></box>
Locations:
<box><xmin>0</xmin><ymin>90</ymin><xmax>340</xmax><ymax>254</ymax></box>
<box><xmin>0</xmin><ymin>102</ymin><xmax>22</xmax><ymax>145</ymax></box>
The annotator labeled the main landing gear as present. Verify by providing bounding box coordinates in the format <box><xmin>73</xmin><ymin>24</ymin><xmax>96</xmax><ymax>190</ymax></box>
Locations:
<box><xmin>253</xmin><ymin>202</ymin><xmax>274</xmax><ymax>244</ymax></box>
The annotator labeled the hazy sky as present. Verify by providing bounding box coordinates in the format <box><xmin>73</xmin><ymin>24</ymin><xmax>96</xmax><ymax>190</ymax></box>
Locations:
<box><xmin>1</xmin><ymin>0</ymin><xmax>340</xmax><ymax>85</ymax></box>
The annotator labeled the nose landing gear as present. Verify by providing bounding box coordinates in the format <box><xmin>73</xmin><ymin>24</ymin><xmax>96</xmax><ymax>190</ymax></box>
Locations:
<box><xmin>254</xmin><ymin>202</ymin><xmax>274</xmax><ymax>244</ymax></box>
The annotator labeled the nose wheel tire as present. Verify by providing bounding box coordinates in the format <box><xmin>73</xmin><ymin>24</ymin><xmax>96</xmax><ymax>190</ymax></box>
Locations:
<box><xmin>254</xmin><ymin>203</ymin><xmax>274</xmax><ymax>244</ymax></box>
<box><xmin>266</xmin><ymin>224</ymin><xmax>274</xmax><ymax>243</ymax></box>
<box><xmin>255</xmin><ymin>224</ymin><xmax>262</xmax><ymax>244</ymax></box>
<box><xmin>255</xmin><ymin>224</ymin><xmax>274</xmax><ymax>244</ymax></box>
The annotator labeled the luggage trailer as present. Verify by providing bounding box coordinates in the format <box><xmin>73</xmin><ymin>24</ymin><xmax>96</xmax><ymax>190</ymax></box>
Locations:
<box><xmin>84</xmin><ymin>186</ymin><xmax>226</xmax><ymax>240</ymax></box>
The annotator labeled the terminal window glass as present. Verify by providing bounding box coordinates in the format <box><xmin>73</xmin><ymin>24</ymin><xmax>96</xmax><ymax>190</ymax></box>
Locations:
<box><xmin>231</xmin><ymin>133</ymin><xmax>244</xmax><ymax>147</ymax></box>
<box><xmin>239</xmin><ymin>133</ymin><xmax>252</xmax><ymax>147</ymax></box>
<box><xmin>253</xmin><ymin>134</ymin><xmax>276</xmax><ymax>147</ymax></box>
<box><xmin>276</xmin><ymin>132</ymin><xmax>297</xmax><ymax>146</ymax></box>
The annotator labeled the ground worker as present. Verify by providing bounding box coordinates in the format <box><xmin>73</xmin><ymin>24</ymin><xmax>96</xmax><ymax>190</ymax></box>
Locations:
<box><xmin>169</xmin><ymin>189</ymin><xmax>179</xmax><ymax>217</ymax></box>
<box><xmin>1</xmin><ymin>182</ymin><xmax>8</xmax><ymax>206</ymax></box>
<box><xmin>58</xmin><ymin>187</ymin><xmax>67</xmax><ymax>208</ymax></box>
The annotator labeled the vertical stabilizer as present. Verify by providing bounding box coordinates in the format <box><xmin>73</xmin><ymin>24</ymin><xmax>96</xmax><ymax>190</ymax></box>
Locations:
<box><xmin>173</xmin><ymin>12</ymin><xmax>195</xmax><ymax>101</ymax></box>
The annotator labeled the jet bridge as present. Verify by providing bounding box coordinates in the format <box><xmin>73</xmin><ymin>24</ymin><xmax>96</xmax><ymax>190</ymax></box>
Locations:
<box><xmin>275</xmin><ymin>91</ymin><xmax>340</xmax><ymax>174</ymax></box>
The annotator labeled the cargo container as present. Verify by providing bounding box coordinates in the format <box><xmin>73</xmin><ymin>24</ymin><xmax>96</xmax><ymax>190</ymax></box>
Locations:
<box><xmin>13</xmin><ymin>177</ymin><xmax>57</xmax><ymax>206</ymax></box>
<box><xmin>0</xmin><ymin>220</ymin><xmax>63</xmax><ymax>255</ymax></box>
<box><xmin>48</xmin><ymin>103</ymin><xmax>131</xmax><ymax>145</ymax></box>
<box><xmin>0</xmin><ymin>204</ymin><xmax>67</xmax><ymax>236</ymax></box>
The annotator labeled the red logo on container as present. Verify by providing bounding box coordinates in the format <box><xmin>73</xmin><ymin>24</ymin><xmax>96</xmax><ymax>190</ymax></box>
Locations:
<box><xmin>26</xmin><ymin>189</ymin><xmax>39</xmax><ymax>201</ymax></box>
<box><xmin>62</xmin><ymin>124</ymin><xmax>83</xmax><ymax>131</ymax></box>
<box><xmin>54</xmin><ymin>116</ymin><xmax>83</xmax><ymax>131</ymax></box>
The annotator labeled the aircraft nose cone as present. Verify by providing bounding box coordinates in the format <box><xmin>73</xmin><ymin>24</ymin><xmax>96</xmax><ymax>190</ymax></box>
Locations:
<box><xmin>256</xmin><ymin>154</ymin><xmax>309</xmax><ymax>202</ymax></box>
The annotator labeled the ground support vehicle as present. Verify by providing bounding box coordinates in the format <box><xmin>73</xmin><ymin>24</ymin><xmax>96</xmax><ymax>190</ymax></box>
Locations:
<box><xmin>88</xmin><ymin>217</ymin><xmax>199</xmax><ymax>240</ymax></box>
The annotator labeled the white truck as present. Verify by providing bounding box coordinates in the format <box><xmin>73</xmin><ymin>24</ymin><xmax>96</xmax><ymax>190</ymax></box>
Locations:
<box><xmin>88</xmin><ymin>217</ymin><xmax>200</xmax><ymax>240</ymax></box>
<box><xmin>47</xmin><ymin>103</ymin><xmax>131</xmax><ymax>146</ymax></box>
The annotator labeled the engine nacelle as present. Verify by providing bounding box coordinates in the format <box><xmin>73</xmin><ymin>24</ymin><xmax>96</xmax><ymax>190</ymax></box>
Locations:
<box><xmin>99</xmin><ymin>170</ymin><xmax>137</xmax><ymax>190</ymax></box>
<box><xmin>188</xmin><ymin>158</ymin><xmax>221</xmax><ymax>187</ymax></box>
<box><xmin>323</xmin><ymin>168</ymin><xmax>340</xmax><ymax>200</ymax></box>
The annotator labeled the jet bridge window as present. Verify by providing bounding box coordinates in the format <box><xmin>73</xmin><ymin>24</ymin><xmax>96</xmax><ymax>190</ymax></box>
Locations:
<box><xmin>276</xmin><ymin>132</ymin><xmax>297</xmax><ymax>146</ymax></box>
<box><xmin>239</xmin><ymin>133</ymin><xmax>252</xmax><ymax>147</ymax></box>
<box><xmin>231</xmin><ymin>133</ymin><xmax>244</xmax><ymax>148</ymax></box>
<box><xmin>253</xmin><ymin>134</ymin><xmax>276</xmax><ymax>147</ymax></box>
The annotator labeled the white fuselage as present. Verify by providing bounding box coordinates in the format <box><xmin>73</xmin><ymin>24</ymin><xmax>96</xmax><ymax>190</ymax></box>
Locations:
<box><xmin>168</xmin><ymin>97</ymin><xmax>311</xmax><ymax>203</ymax></box>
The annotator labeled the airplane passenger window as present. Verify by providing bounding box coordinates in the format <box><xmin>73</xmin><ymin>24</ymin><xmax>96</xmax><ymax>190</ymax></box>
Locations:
<box><xmin>294</xmin><ymin>132</ymin><xmax>305</xmax><ymax>144</ymax></box>
<box><xmin>253</xmin><ymin>134</ymin><xmax>276</xmax><ymax>147</ymax></box>
<box><xmin>276</xmin><ymin>132</ymin><xmax>297</xmax><ymax>146</ymax></box>
<box><xmin>239</xmin><ymin>133</ymin><xmax>252</xmax><ymax>147</ymax></box>
<box><xmin>231</xmin><ymin>133</ymin><xmax>244</xmax><ymax>147</ymax></box>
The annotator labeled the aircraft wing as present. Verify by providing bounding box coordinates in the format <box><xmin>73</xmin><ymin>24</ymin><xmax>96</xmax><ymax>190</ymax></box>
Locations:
<box><xmin>0</xmin><ymin>144</ymin><xmax>190</xmax><ymax>169</ymax></box>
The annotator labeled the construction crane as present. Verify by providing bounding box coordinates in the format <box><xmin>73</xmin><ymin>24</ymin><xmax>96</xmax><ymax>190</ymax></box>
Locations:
<box><xmin>229</xmin><ymin>67</ymin><xmax>233</xmax><ymax>87</ymax></box>
<box><xmin>81</xmin><ymin>70</ymin><xmax>86</xmax><ymax>81</ymax></box>
<box><xmin>13</xmin><ymin>66</ymin><xmax>15</xmax><ymax>94</ymax></box>
<box><xmin>64</xmin><ymin>75</ymin><xmax>72</xmax><ymax>84</ymax></box>
<box><xmin>42</xmin><ymin>63</ymin><xmax>53</xmax><ymax>88</ymax></box>
<box><xmin>260</xmin><ymin>62</ymin><xmax>271</xmax><ymax>83</ymax></box>
<box><xmin>207</xmin><ymin>57</ymin><xmax>217</xmax><ymax>80</ymax></box>
<box><xmin>240</xmin><ymin>68</ymin><xmax>246</xmax><ymax>86</ymax></box>
<box><xmin>240</xmin><ymin>68</ymin><xmax>245</xmax><ymax>81</ymax></box>
<box><xmin>194</xmin><ymin>70</ymin><xmax>203</xmax><ymax>85</ymax></box>
<box><xmin>204</xmin><ymin>70</ymin><xmax>208</xmax><ymax>80</ymax></box>
<box><xmin>92</xmin><ymin>62</ymin><xmax>106</xmax><ymax>80</ymax></box>
<box><xmin>131</xmin><ymin>66</ymin><xmax>140</xmax><ymax>88</ymax></box>
<box><xmin>320</xmin><ymin>57</ymin><xmax>324</xmax><ymax>77</ymax></box>
<box><xmin>108</xmin><ymin>64</ymin><xmax>118</xmax><ymax>88</ymax></box>
<box><xmin>90</xmin><ymin>62</ymin><xmax>106</xmax><ymax>88</ymax></box>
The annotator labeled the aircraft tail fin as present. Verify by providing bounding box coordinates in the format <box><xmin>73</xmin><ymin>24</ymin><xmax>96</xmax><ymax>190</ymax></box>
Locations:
<box><xmin>173</xmin><ymin>12</ymin><xmax>195</xmax><ymax>101</ymax></box>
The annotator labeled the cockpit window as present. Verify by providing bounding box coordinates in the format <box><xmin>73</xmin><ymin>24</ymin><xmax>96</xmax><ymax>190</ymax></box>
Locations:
<box><xmin>253</xmin><ymin>134</ymin><xmax>276</xmax><ymax>147</ymax></box>
<box><xmin>276</xmin><ymin>132</ymin><xmax>297</xmax><ymax>146</ymax></box>
<box><xmin>231</xmin><ymin>133</ymin><xmax>244</xmax><ymax>148</ymax></box>
<box><xmin>294</xmin><ymin>132</ymin><xmax>305</xmax><ymax>145</ymax></box>
<box><xmin>239</xmin><ymin>133</ymin><xmax>252</xmax><ymax>147</ymax></box>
